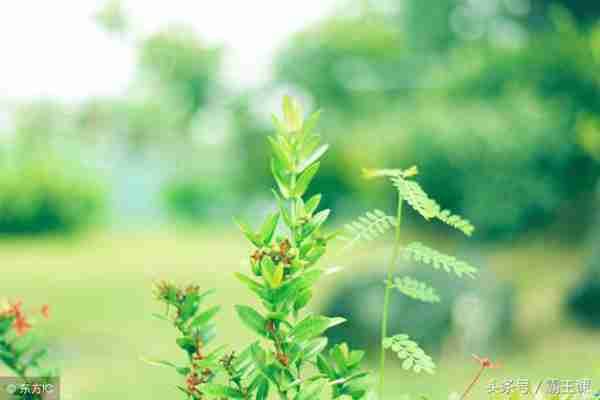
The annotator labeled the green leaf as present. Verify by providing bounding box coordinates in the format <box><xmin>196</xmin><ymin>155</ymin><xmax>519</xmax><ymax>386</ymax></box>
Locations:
<box><xmin>341</xmin><ymin>209</ymin><xmax>395</xmax><ymax>250</ymax></box>
<box><xmin>402</xmin><ymin>242</ymin><xmax>477</xmax><ymax>279</ymax></box>
<box><xmin>176</xmin><ymin>337</ymin><xmax>197</xmax><ymax>354</ymax></box>
<box><xmin>235</xmin><ymin>305</ymin><xmax>268</xmax><ymax>338</ymax></box>
<box><xmin>256</xmin><ymin>379</ymin><xmax>270</xmax><ymax>400</ymax></box>
<box><xmin>151</xmin><ymin>313</ymin><xmax>171</xmax><ymax>323</ymax></box>
<box><xmin>302</xmin><ymin>337</ymin><xmax>328</xmax><ymax>361</ymax></box>
<box><xmin>141</xmin><ymin>358</ymin><xmax>191</xmax><ymax>376</ymax></box>
<box><xmin>295</xmin><ymin>380</ymin><xmax>325</xmax><ymax>400</ymax></box>
<box><xmin>235</xmin><ymin>273</ymin><xmax>265</xmax><ymax>297</ymax></box>
<box><xmin>304</xmin><ymin>194</ymin><xmax>322</xmax><ymax>215</ymax></box>
<box><xmin>251</xmin><ymin>343</ymin><xmax>280</xmax><ymax>386</ymax></box>
<box><xmin>13</xmin><ymin>334</ymin><xmax>34</xmax><ymax>356</ymax></box>
<box><xmin>347</xmin><ymin>350</ymin><xmax>365</xmax><ymax>368</ymax></box>
<box><xmin>272</xmin><ymin>158</ymin><xmax>291</xmax><ymax>198</ymax></box>
<box><xmin>283</xmin><ymin>95</ymin><xmax>303</xmax><ymax>132</ymax></box>
<box><xmin>268</xmin><ymin>136</ymin><xmax>293</xmax><ymax>170</ymax></box>
<box><xmin>0</xmin><ymin>318</ymin><xmax>13</xmax><ymax>335</ymax></box>
<box><xmin>379</xmin><ymin>170</ymin><xmax>474</xmax><ymax>235</ymax></box>
<box><xmin>316</xmin><ymin>354</ymin><xmax>335</xmax><ymax>378</ymax></box>
<box><xmin>259</xmin><ymin>212</ymin><xmax>280</xmax><ymax>244</ymax></box>
<box><xmin>298</xmin><ymin>144</ymin><xmax>329</xmax><ymax>173</ymax></box>
<box><xmin>203</xmin><ymin>383</ymin><xmax>246</xmax><ymax>398</ymax></box>
<box><xmin>179</xmin><ymin>291</ymin><xmax>201</xmax><ymax>321</ymax></box>
<box><xmin>273</xmin><ymin>190</ymin><xmax>292</xmax><ymax>226</ymax></box>
<box><xmin>290</xmin><ymin>316</ymin><xmax>345</xmax><ymax>342</ymax></box>
<box><xmin>436</xmin><ymin>209</ymin><xmax>475</xmax><ymax>236</ymax></box>
<box><xmin>331</xmin><ymin>344</ymin><xmax>349</xmax><ymax>374</ymax></box>
<box><xmin>303</xmin><ymin>109</ymin><xmax>322</xmax><ymax>135</ymax></box>
<box><xmin>293</xmin><ymin>289</ymin><xmax>312</xmax><ymax>313</ymax></box>
<box><xmin>235</xmin><ymin>218</ymin><xmax>262</xmax><ymax>247</ymax></box>
<box><xmin>190</xmin><ymin>305</ymin><xmax>220</xmax><ymax>329</ymax></box>
<box><xmin>392</xmin><ymin>177</ymin><xmax>439</xmax><ymax>220</ymax></box>
<box><xmin>343</xmin><ymin>377</ymin><xmax>371</xmax><ymax>399</ymax></box>
<box><xmin>391</xmin><ymin>276</ymin><xmax>440</xmax><ymax>303</ymax></box>
<box><xmin>384</xmin><ymin>334</ymin><xmax>436</xmax><ymax>374</ymax></box>
<box><xmin>300</xmin><ymin>134</ymin><xmax>321</xmax><ymax>161</ymax></box>
<box><xmin>261</xmin><ymin>257</ymin><xmax>284</xmax><ymax>289</ymax></box>
<box><xmin>293</xmin><ymin>162</ymin><xmax>320</xmax><ymax>197</ymax></box>
<box><xmin>303</xmin><ymin>209</ymin><xmax>330</xmax><ymax>238</ymax></box>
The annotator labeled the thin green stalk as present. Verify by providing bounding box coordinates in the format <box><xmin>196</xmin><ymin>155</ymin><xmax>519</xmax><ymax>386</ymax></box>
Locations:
<box><xmin>378</xmin><ymin>194</ymin><xmax>403</xmax><ymax>399</ymax></box>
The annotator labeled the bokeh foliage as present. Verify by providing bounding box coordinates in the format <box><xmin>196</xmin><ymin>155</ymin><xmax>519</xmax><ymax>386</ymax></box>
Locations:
<box><xmin>269</xmin><ymin>1</ymin><xmax>600</xmax><ymax>239</ymax></box>
<box><xmin>3</xmin><ymin>0</ymin><xmax>600</xmax><ymax>242</ymax></box>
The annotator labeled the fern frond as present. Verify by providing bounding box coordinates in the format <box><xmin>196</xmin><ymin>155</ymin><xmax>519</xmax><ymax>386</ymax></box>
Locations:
<box><xmin>402</xmin><ymin>242</ymin><xmax>477</xmax><ymax>279</ymax></box>
<box><xmin>391</xmin><ymin>177</ymin><xmax>439</xmax><ymax>220</ymax></box>
<box><xmin>391</xmin><ymin>176</ymin><xmax>474</xmax><ymax>236</ymax></box>
<box><xmin>341</xmin><ymin>209</ymin><xmax>395</xmax><ymax>248</ymax></box>
<box><xmin>436</xmin><ymin>209</ymin><xmax>474</xmax><ymax>236</ymax></box>
<box><xmin>389</xmin><ymin>276</ymin><xmax>440</xmax><ymax>303</ymax></box>
<box><xmin>382</xmin><ymin>334</ymin><xmax>435</xmax><ymax>374</ymax></box>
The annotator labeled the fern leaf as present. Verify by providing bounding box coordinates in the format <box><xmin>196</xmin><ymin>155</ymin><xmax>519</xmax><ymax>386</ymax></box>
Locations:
<box><xmin>389</xmin><ymin>276</ymin><xmax>440</xmax><ymax>303</ymax></box>
<box><xmin>382</xmin><ymin>334</ymin><xmax>435</xmax><ymax>374</ymax></box>
<box><xmin>391</xmin><ymin>177</ymin><xmax>439</xmax><ymax>220</ymax></box>
<box><xmin>342</xmin><ymin>209</ymin><xmax>395</xmax><ymax>248</ymax></box>
<box><xmin>436</xmin><ymin>209</ymin><xmax>475</xmax><ymax>236</ymax></box>
<box><xmin>391</xmin><ymin>176</ymin><xmax>475</xmax><ymax>236</ymax></box>
<box><xmin>402</xmin><ymin>242</ymin><xmax>477</xmax><ymax>279</ymax></box>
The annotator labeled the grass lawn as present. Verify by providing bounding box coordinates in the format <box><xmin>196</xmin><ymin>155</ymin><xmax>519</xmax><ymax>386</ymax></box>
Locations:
<box><xmin>1</xmin><ymin>227</ymin><xmax>598</xmax><ymax>399</ymax></box>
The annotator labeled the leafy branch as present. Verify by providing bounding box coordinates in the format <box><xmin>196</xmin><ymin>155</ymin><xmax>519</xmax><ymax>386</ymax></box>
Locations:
<box><xmin>362</xmin><ymin>166</ymin><xmax>474</xmax><ymax>236</ymax></box>
<box><xmin>148</xmin><ymin>96</ymin><xmax>369</xmax><ymax>400</ymax></box>
<box><xmin>346</xmin><ymin>165</ymin><xmax>478</xmax><ymax>398</ymax></box>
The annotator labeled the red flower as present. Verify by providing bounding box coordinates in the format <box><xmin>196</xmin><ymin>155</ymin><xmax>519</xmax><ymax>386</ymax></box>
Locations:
<box><xmin>41</xmin><ymin>304</ymin><xmax>50</xmax><ymax>319</ymax></box>
<box><xmin>13</xmin><ymin>313</ymin><xmax>31</xmax><ymax>336</ymax></box>
<box><xmin>10</xmin><ymin>302</ymin><xmax>31</xmax><ymax>336</ymax></box>
<box><xmin>472</xmin><ymin>354</ymin><xmax>501</xmax><ymax>369</ymax></box>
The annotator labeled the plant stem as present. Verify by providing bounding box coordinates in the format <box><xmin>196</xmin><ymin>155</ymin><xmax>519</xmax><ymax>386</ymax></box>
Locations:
<box><xmin>378</xmin><ymin>194</ymin><xmax>403</xmax><ymax>399</ymax></box>
<box><xmin>461</xmin><ymin>366</ymin><xmax>485</xmax><ymax>400</ymax></box>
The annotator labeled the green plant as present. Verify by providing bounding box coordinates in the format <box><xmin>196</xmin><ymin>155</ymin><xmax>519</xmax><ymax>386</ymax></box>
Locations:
<box><xmin>342</xmin><ymin>166</ymin><xmax>477</xmax><ymax>398</ymax></box>
<box><xmin>0</xmin><ymin>300</ymin><xmax>55</xmax><ymax>399</ymax></box>
<box><xmin>148</xmin><ymin>96</ymin><xmax>480</xmax><ymax>399</ymax></box>
<box><xmin>148</xmin><ymin>96</ymin><xmax>370</xmax><ymax>399</ymax></box>
<box><xmin>275</xmin><ymin>6</ymin><xmax>600</xmax><ymax>240</ymax></box>
<box><xmin>0</xmin><ymin>157</ymin><xmax>105</xmax><ymax>235</ymax></box>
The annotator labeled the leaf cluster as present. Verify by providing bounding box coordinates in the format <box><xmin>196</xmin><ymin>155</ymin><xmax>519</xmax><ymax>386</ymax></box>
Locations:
<box><xmin>382</xmin><ymin>335</ymin><xmax>435</xmax><ymax>374</ymax></box>
<box><xmin>389</xmin><ymin>276</ymin><xmax>441</xmax><ymax>304</ymax></box>
<box><xmin>150</xmin><ymin>97</ymin><xmax>370</xmax><ymax>400</ymax></box>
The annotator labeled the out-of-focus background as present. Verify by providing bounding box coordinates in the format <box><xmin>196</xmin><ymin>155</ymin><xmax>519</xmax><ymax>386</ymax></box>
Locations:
<box><xmin>1</xmin><ymin>0</ymin><xmax>600</xmax><ymax>398</ymax></box>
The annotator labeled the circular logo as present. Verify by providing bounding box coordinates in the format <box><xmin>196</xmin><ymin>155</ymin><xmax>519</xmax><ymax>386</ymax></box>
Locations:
<box><xmin>5</xmin><ymin>384</ymin><xmax>17</xmax><ymax>395</ymax></box>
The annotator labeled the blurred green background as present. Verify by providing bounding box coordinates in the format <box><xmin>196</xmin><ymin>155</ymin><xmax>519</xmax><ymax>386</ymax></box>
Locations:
<box><xmin>1</xmin><ymin>0</ymin><xmax>600</xmax><ymax>398</ymax></box>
